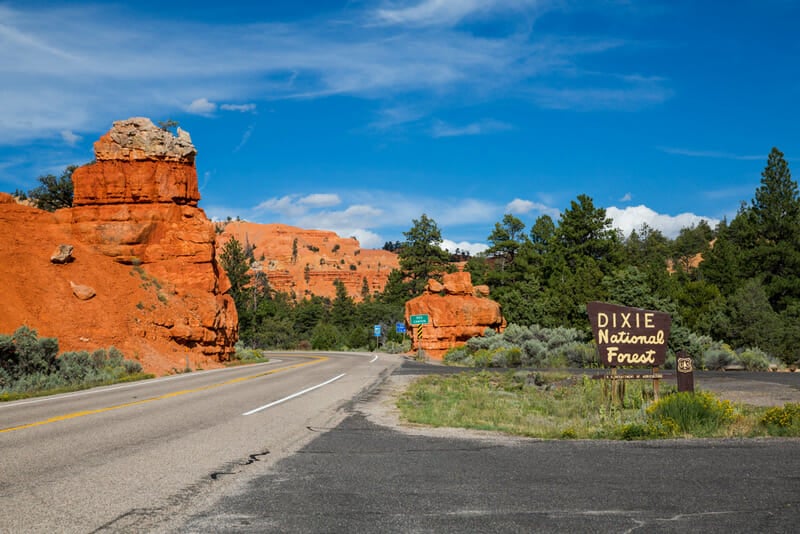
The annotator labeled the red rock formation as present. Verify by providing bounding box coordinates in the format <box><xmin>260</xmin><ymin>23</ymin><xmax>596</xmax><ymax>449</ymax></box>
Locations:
<box><xmin>0</xmin><ymin>118</ymin><xmax>237</xmax><ymax>375</ymax></box>
<box><xmin>218</xmin><ymin>222</ymin><xmax>399</xmax><ymax>301</ymax></box>
<box><xmin>73</xmin><ymin>118</ymin><xmax>199</xmax><ymax>206</ymax></box>
<box><xmin>405</xmin><ymin>272</ymin><xmax>506</xmax><ymax>360</ymax></box>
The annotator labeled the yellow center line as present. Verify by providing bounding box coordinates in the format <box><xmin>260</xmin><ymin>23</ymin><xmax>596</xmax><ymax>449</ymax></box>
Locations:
<box><xmin>0</xmin><ymin>355</ymin><xmax>327</xmax><ymax>434</ymax></box>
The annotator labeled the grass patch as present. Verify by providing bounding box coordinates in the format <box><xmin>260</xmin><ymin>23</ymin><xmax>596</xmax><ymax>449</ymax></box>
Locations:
<box><xmin>225</xmin><ymin>347</ymin><xmax>270</xmax><ymax>366</ymax></box>
<box><xmin>0</xmin><ymin>373</ymin><xmax>154</xmax><ymax>402</ymax></box>
<box><xmin>397</xmin><ymin>371</ymin><xmax>798</xmax><ymax>439</ymax></box>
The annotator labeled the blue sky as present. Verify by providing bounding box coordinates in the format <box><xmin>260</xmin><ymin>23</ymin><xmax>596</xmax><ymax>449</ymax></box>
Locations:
<box><xmin>1</xmin><ymin>1</ymin><xmax>798</xmax><ymax>253</ymax></box>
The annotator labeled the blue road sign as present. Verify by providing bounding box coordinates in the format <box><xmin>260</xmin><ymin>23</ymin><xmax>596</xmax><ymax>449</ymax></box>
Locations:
<box><xmin>374</xmin><ymin>325</ymin><xmax>382</xmax><ymax>337</ymax></box>
<box><xmin>396</xmin><ymin>323</ymin><xmax>406</xmax><ymax>334</ymax></box>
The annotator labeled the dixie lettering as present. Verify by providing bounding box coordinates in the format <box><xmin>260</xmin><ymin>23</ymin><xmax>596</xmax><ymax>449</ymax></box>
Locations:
<box><xmin>587</xmin><ymin>302</ymin><xmax>671</xmax><ymax>367</ymax></box>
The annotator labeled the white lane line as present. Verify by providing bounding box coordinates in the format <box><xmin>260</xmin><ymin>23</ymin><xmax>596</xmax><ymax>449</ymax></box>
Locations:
<box><xmin>242</xmin><ymin>373</ymin><xmax>346</xmax><ymax>416</ymax></box>
<box><xmin>370</xmin><ymin>354</ymin><xmax>379</xmax><ymax>363</ymax></box>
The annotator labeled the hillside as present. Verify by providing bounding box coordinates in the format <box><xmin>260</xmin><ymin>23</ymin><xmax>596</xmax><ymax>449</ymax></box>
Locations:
<box><xmin>217</xmin><ymin>222</ymin><xmax>399</xmax><ymax>301</ymax></box>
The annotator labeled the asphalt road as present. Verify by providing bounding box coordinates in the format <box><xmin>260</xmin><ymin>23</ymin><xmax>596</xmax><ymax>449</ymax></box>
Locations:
<box><xmin>178</xmin><ymin>362</ymin><xmax>800</xmax><ymax>533</ymax></box>
<box><xmin>0</xmin><ymin>352</ymin><xmax>399</xmax><ymax>533</ymax></box>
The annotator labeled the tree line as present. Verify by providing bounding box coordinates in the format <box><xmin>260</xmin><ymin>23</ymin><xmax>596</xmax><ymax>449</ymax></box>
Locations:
<box><xmin>222</xmin><ymin>147</ymin><xmax>800</xmax><ymax>365</ymax></box>
<box><xmin>463</xmin><ymin>147</ymin><xmax>799</xmax><ymax>364</ymax></box>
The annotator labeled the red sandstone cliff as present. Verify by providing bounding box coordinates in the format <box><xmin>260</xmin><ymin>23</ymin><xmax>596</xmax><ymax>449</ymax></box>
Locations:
<box><xmin>405</xmin><ymin>271</ymin><xmax>506</xmax><ymax>360</ymax></box>
<box><xmin>0</xmin><ymin>118</ymin><xmax>237</xmax><ymax>375</ymax></box>
<box><xmin>217</xmin><ymin>222</ymin><xmax>399</xmax><ymax>301</ymax></box>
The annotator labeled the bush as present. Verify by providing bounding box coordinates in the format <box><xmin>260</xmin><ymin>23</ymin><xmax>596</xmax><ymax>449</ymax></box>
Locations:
<box><xmin>453</xmin><ymin>324</ymin><xmax>592</xmax><ymax>369</ymax></box>
<box><xmin>0</xmin><ymin>327</ymin><xmax>144</xmax><ymax>396</ymax></box>
<box><xmin>761</xmin><ymin>403</ymin><xmax>800</xmax><ymax>436</ymax></box>
<box><xmin>736</xmin><ymin>347</ymin><xmax>779</xmax><ymax>371</ymax></box>
<box><xmin>702</xmin><ymin>345</ymin><xmax>736</xmax><ymax>370</ymax></box>
<box><xmin>647</xmin><ymin>391</ymin><xmax>735</xmax><ymax>437</ymax></box>
<box><xmin>311</xmin><ymin>322</ymin><xmax>343</xmax><ymax>350</ymax></box>
<box><xmin>0</xmin><ymin>326</ymin><xmax>59</xmax><ymax>380</ymax></box>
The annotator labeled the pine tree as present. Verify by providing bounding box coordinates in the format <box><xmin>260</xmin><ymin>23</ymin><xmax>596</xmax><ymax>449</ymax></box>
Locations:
<box><xmin>398</xmin><ymin>214</ymin><xmax>451</xmax><ymax>297</ymax></box>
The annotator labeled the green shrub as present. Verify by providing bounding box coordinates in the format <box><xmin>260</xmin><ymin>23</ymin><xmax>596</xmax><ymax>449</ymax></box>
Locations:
<box><xmin>456</xmin><ymin>324</ymin><xmax>592</xmax><ymax>369</ymax></box>
<box><xmin>0</xmin><ymin>327</ymin><xmax>145</xmax><ymax>397</ymax></box>
<box><xmin>761</xmin><ymin>403</ymin><xmax>800</xmax><ymax>436</ymax></box>
<box><xmin>702</xmin><ymin>345</ymin><xmax>736</xmax><ymax>370</ymax></box>
<box><xmin>0</xmin><ymin>326</ymin><xmax>59</xmax><ymax>380</ymax></box>
<box><xmin>736</xmin><ymin>348</ymin><xmax>779</xmax><ymax>371</ymax></box>
<box><xmin>444</xmin><ymin>347</ymin><xmax>469</xmax><ymax>364</ymax></box>
<box><xmin>311</xmin><ymin>322</ymin><xmax>343</xmax><ymax>350</ymax></box>
<box><xmin>647</xmin><ymin>391</ymin><xmax>735</xmax><ymax>436</ymax></box>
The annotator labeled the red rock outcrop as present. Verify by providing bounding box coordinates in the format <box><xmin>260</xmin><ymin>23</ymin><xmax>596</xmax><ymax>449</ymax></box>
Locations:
<box><xmin>218</xmin><ymin>222</ymin><xmax>399</xmax><ymax>301</ymax></box>
<box><xmin>405</xmin><ymin>272</ymin><xmax>506</xmax><ymax>360</ymax></box>
<box><xmin>0</xmin><ymin>118</ymin><xmax>237</xmax><ymax>375</ymax></box>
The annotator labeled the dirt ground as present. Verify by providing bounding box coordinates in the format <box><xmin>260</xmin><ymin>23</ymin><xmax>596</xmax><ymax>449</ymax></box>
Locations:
<box><xmin>696</xmin><ymin>373</ymin><xmax>800</xmax><ymax>407</ymax></box>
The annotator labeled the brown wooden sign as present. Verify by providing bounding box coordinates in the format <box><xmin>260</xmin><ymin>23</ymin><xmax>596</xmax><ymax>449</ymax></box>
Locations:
<box><xmin>587</xmin><ymin>301</ymin><xmax>671</xmax><ymax>367</ymax></box>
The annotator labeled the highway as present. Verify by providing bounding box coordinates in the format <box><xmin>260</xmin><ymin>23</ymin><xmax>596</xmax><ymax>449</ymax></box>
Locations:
<box><xmin>0</xmin><ymin>351</ymin><xmax>399</xmax><ymax>533</ymax></box>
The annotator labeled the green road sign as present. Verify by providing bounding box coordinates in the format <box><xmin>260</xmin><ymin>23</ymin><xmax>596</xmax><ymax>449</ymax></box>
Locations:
<box><xmin>410</xmin><ymin>314</ymin><xmax>429</xmax><ymax>325</ymax></box>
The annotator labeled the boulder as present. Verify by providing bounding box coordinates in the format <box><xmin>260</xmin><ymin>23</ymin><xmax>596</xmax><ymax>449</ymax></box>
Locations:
<box><xmin>405</xmin><ymin>272</ymin><xmax>506</xmax><ymax>359</ymax></box>
<box><xmin>426</xmin><ymin>279</ymin><xmax>444</xmax><ymax>293</ymax></box>
<box><xmin>50</xmin><ymin>244</ymin><xmax>74</xmax><ymax>264</ymax></box>
<box><xmin>70</xmin><ymin>281</ymin><xmax>96</xmax><ymax>300</ymax></box>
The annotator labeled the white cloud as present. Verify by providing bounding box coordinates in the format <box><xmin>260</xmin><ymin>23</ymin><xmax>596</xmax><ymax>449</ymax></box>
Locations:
<box><xmin>186</xmin><ymin>98</ymin><xmax>217</xmax><ymax>115</ymax></box>
<box><xmin>369</xmin><ymin>105</ymin><xmax>427</xmax><ymax>130</ymax></box>
<box><xmin>441</xmin><ymin>238</ymin><xmax>488</xmax><ymax>256</ymax></box>
<box><xmin>505</xmin><ymin>198</ymin><xmax>560</xmax><ymax>218</ymax></box>
<box><xmin>299</xmin><ymin>193</ymin><xmax>341</xmax><ymax>207</ymax></box>
<box><xmin>337</xmin><ymin>228</ymin><xmax>383</xmax><ymax>249</ymax></box>
<box><xmin>233</xmin><ymin>124</ymin><xmax>255</xmax><ymax>152</ymax></box>
<box><xmin>373</xmin><ymin>0</ymin><xmax>541</xmax><ymax>27</ymax></box>
<box><xmin>436</xmin><ymin>198</ymin><xmax>498</xmax><ymax>226</ymax></box>
<box><xmin>657</xmin><ymin>146</ymin><xmax>764</xmax><ymax>161</ymax></box>
<box><xmin>431</xmin><ymin>119</ymin><xmax>512</xmax><ymax>138</ymax></box>
<box><xmin>254</xmin><ymin>195</ymin><xmax>309</xmax><ymax>217</ymax></box>
<box><xmin>220</xmin><ymin>103</ymin><xmax>256</xmax><ymax>112</ymax></box>
<box><xmin>60</xmin><ymin>129</ymin><xmax>81</xmax><ymax>145</ymax></box>
<box><xmin>606</xmin><ymin>205</ymin><xmax>720</xmax><ymax>239</ymax></box>
<box><xmin>619</xmin><ymin>192</ymin><xmax>632</xmax><ymax>202</ymax></box>
<box><xmin>532</xmin><ymin>83</ymin><xmax>673</xmax><ymax>112</ymax></box>
<box><xmin>296</xmin><ymin>204</ymin><xmax>385</xmax><ymax>230</ymax></box>
<box><xmin>0</xmin><ymin>2</ymin><xmax>671</xmax><ymax>144</ymax></box>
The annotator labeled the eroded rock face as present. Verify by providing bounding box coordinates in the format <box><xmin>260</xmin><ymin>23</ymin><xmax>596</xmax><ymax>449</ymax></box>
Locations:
<box><xmin>0</xmin><ymin>117</ymin><xmax>239</xmax><ymax>373</ymax></box>
<box><xmin>217</xmin><ymin>222</ymin><xmax>399</xmax><ymax>301</ymax></box>
<box><xmin>72</xmin><ymin>118</ymin><xmax>200</xmax><ymax>206</ymax></box>
<box><xmin>405</xmin><ymin>272</ymin><xmax>506</xmax><ymax>359</ymax></box>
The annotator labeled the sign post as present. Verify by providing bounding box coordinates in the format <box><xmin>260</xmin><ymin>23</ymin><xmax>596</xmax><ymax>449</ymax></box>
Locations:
<box><xmin>409</xmin><ymin>314</ymin><xmax>429</xmax><ymax>359</ymax></box>
<box><xmin>373</xmin><ymin>324</ymin><xmax>381</xmax><ymax>349</ymax></box>
<box><xmin>676</xmin><ymin>350</ymin><xmax>695</xmax><ymax>392</ymax></box>
<box><xmin>587</xmin><ymin>302</ymin><xmax>671</xmax><ymax>403</ymax></box>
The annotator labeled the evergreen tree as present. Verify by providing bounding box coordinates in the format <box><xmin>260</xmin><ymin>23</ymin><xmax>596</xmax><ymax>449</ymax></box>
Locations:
<box><xmin>486</xmin><ymin>214</ymin><xmax>527</xmax><ymax>270</ymax></box>
<box><xmin>747</xmin><ymin>147</ymin><xmax>800</xmax><ymax>310</ymax></box>
<box><xmin>219</xmin><ymin>236</ymin><xmax>251</xmax><ymax>310</ymax></box>
<box><xmin>28</xmin><ymin>165</ymin><xmax>76</xmax><ymax>211</ymax></box>
<box><xmin>555</xmin><ymin>194</ymin><xmax>622</xmax><ymax>270</ymax></box>
<box><xmin>530</xmin><ymin>214</ymin><xmax>556</xmax><ymax>255</ymax></box>
<box><xmin>397</xmin><ymin>214</ymin><xmax>451</xmax><ymax>297</ymax></box>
